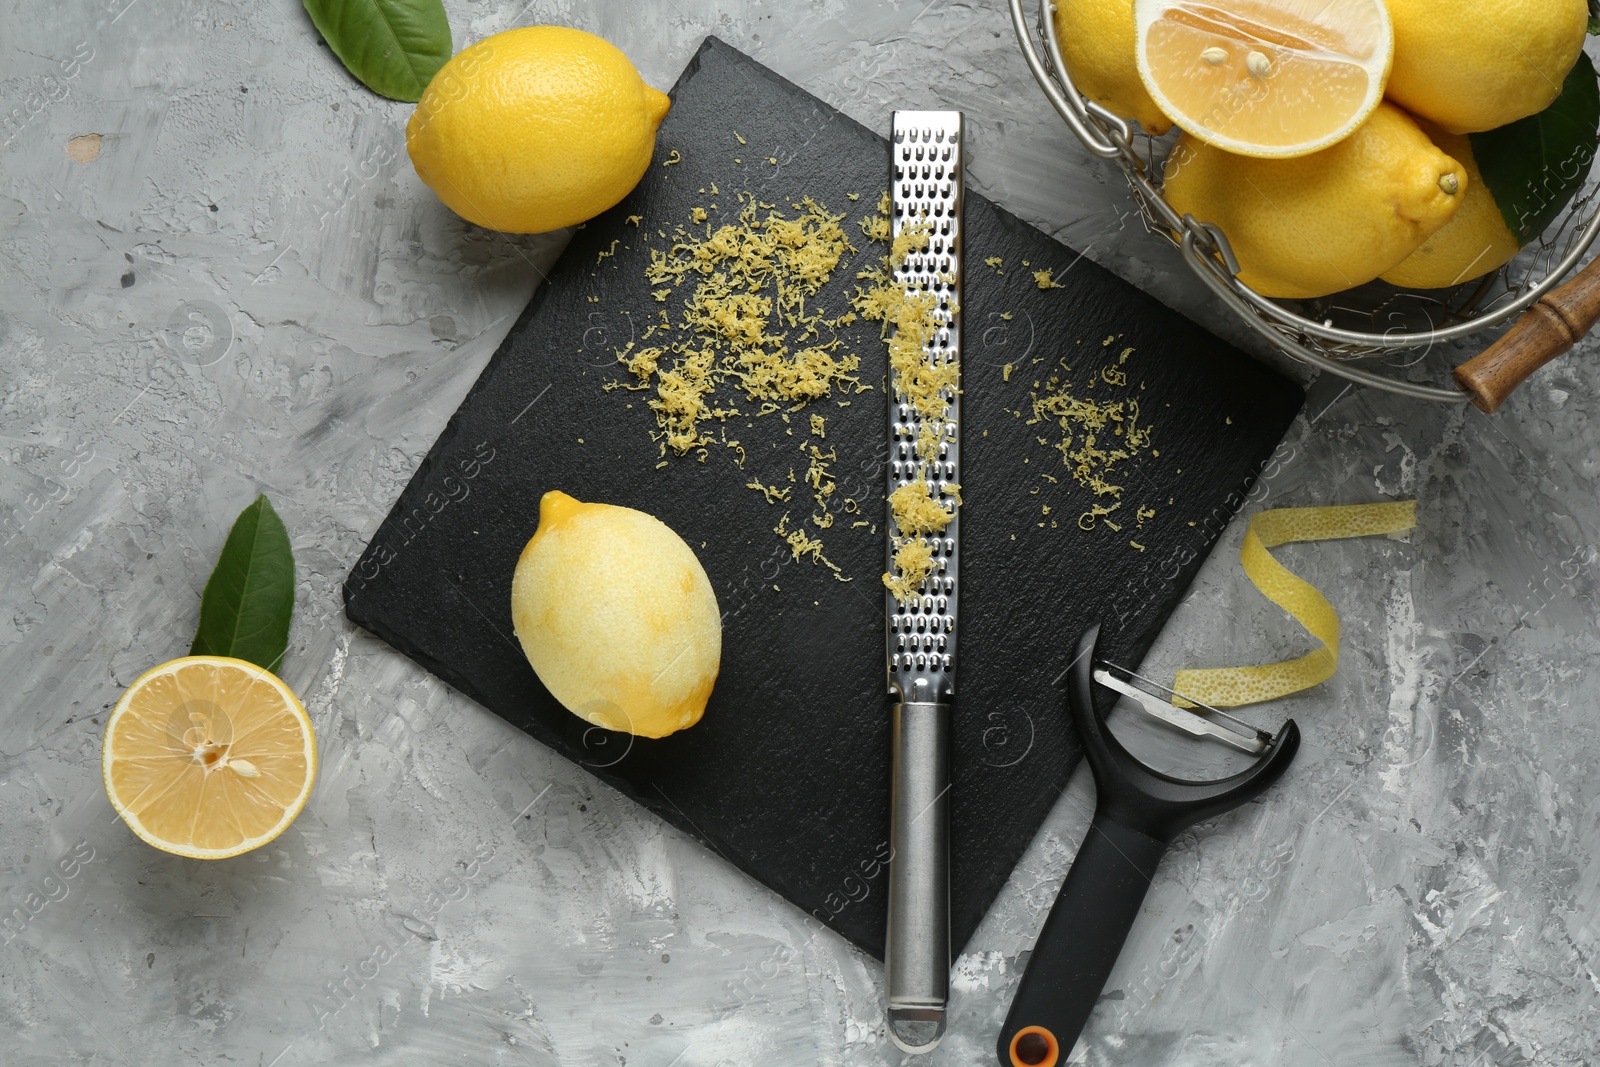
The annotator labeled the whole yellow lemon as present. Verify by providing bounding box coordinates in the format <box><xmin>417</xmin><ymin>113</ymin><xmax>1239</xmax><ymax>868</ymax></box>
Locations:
<box><xmin>511</xmin><ymin>491</ymin><xmax>720</xmax><ymax>739</ymax></box>
<box><xmin>1054</xmin><ymin>0</ymin><xmax>1173</xmax><ymax>135</ymax></box>
<box><xmin>407</xmin><ymin>27</ymin><xmax>672</xmax><ymax>233</ymax></box>
<box><xmin>1381</xmin><ymin>126</ymin><xmax>1522</xmax><ymax>289</ymax></box>
<box><xmin>1162</xmin><ymin>102</ymin><xmax>1467</xmax><ymax>299</ymax></box>
<box><xmin>1385</xmin><ymin>0</ymin><xmax>1589</xmax><ymax>133</ymax></box>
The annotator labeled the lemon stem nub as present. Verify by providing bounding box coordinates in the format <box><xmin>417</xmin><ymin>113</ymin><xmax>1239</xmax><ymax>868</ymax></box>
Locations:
<box><xmin>1439</xmin><ymin>174</ymin><xmax>1461</xmax><ymax>195</ymax></box>
<box><xmin>539</xmin><ymin>490</ymin><xmax>584</xmax><ymax>528</ymax></box>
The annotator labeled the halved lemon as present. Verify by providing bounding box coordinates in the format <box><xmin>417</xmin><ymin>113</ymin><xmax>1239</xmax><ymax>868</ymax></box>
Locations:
<box><xmin>102</xmin><ymin>656</ymin><xmax>316</xmax><ymax>859</ymax></box>
<box><xmin>1134</xmin><ymin>0</ymin><xmax>1393</xmax><ymax>158</ymax></box>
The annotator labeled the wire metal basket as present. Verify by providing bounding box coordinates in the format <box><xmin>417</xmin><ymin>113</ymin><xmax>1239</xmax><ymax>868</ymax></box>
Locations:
<box><xmin>1010</xmin><ymin>0</ymin><xmax>1600</xmax><ymax>404</ymax></box>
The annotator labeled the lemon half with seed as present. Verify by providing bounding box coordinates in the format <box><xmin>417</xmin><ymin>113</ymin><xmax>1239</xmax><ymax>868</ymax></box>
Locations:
<box><xmin>1134</xmin><ymin>0</ymin><xmax>1393</xmax><ymax>158</ymax></box>
<box><xmin>511</xmin><ymin>491</ymin><xmax>721</xmax><ymax>739</ymax></box>
<box><xmin>103</xmin><ymin>656</ymin><xmax>316</xmax><ymax>859</ymax></box>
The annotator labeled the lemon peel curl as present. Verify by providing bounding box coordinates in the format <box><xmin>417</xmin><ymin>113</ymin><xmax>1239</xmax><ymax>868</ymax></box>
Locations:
<box><xmin>1173</xmin><ymin>501</ymin><xmax>1417</xmax><ymax>708</ymax></box>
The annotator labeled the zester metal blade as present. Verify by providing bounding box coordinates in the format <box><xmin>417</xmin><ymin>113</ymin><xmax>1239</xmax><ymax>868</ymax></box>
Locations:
<box><xmin>884</xmin><ymin>109</ymin><xmax>962</xmax><ymax>1057</ymax></box>
<box><xmin>886</xmin><ymin>111</ymin><xmax>963</xmax><ymax>706</ymax></box>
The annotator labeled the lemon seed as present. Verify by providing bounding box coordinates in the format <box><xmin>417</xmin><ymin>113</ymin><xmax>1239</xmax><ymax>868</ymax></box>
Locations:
<box><xmin>229</xmin><ymin>758</ymin><xmax>261</xmax><ymax>778</ymax></box>
<box><xmin>1200</xmin><ymin>47</ymin><xmax>1227</xmax><ymax>65</ymax></box>
<box><xmin>1246</xmin><ymin>51</ymin><xmax>1272</xmax><ymax>78</ymax></box>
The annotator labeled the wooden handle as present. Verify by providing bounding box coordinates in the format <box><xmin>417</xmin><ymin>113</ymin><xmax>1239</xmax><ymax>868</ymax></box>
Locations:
<box><xmin>1454</xmin><ymin>256</ymin><xmax>1600</xmax><ymax>413</ymax></box>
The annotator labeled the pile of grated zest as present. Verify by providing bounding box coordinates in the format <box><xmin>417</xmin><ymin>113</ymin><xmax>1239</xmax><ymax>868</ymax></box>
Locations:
<box><xmin>602</xmin><ymin>185</ymin><xmax>889</xmax><ymax>581</ymax></box>
<box><xmin>615</xmin><ymin>191</ymin><xmax>871</xmax><ymax>457</ymax></box>
<box><xmin>1025</xmin><ymin>339</ymin><xmax>1156</xmax><ymax>534</ymax></box>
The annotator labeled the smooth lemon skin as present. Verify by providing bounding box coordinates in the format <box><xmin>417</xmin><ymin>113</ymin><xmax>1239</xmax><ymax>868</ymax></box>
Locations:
<box><xmin>1381</xmin><ymin>125</ymin><xmax>1522</xmax><ymax>289</ymax></box>
<box><xmin>1162</xmin><ymin>102</ymin><xmax>1467</xmax><ymax>299</ymax></box>
<box><xmin>1054</xmin><ymin>0</ymin><xmax>1174</xmax><ymax>135</ymax></box>
<box><xmin>407</xmin><ymin>27</ymin><xmax>672</xmax><ymax>234</ymax></box>
<box><xmin>1385</xmin><ymin>0</ymin><xmax>1588</xmax><ymax>133</ymax></box>
<box><xmin>511</xmin><ymin>491</ymin><xmax>721</xmax><ymax>739</ymax></box>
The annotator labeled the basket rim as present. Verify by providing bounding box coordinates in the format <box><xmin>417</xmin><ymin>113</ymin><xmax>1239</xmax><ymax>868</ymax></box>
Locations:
<box><xmin>1010</xmin><ymin>0</ymin><xmax>1600</xmax><ymax>402</ymax></box>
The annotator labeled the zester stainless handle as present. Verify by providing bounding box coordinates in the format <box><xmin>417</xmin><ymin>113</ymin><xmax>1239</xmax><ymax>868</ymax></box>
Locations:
<box><xmin>886</xmin><ymin>700</ymin><xmax>951</xmax><ymax>1053</ymax></box>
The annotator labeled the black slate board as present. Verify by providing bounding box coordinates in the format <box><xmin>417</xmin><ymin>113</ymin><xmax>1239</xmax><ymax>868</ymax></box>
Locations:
<box><xmin>344</xmin><ymin>37</ymin><xmax>1303</xmax><ymax>958</ymax></box>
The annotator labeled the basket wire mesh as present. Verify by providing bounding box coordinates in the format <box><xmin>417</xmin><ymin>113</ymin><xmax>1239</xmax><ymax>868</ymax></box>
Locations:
<box><xmin>1010</xmin><ymin>0</ymin><xmax>1600</xmax><ymax>403</ymax></box>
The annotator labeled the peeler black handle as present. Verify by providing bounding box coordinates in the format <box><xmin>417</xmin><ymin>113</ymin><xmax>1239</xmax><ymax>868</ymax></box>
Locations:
<box><xmin>997</xmin><ymin>813</ymin><xmax>1166</xmax><ymax>1067</ymax></box>
<box><xmin>997</xmin><ymin>624</ymin><xmax>1300</xmax><ymax>1067</ymax></box>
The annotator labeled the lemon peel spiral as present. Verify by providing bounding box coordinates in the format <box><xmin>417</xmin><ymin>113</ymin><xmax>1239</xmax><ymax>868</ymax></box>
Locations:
<box><xmin>1173</xmin><ymin>501</ymin><xmax>1417</xmax><ymax>708</ymax></box>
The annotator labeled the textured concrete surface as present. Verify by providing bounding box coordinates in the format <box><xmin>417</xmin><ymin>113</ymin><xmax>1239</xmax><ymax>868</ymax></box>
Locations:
<box><xmin>3</xmin><ymin>1</ymin><xmax>1600</xmax><ymax>1064</ymax></box>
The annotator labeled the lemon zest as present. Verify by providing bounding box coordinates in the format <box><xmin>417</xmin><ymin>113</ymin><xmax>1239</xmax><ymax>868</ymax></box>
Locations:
<box><xmin>775</xmin><ymin>513</ymin><xmax>849</xmax><ymax>580</ymax></box>
<box><xmin>883</xmin><ymin>538</ymin><xmax>936</xmax><ymax>602</ymax></box>
<box><xmin>854</xmin><ymin>211</ymin><xmax>963</xmax><ymax>602</ymax></box>
<box><xmin>745</xmin><ymin>478</ymin><xmax>791</xmax><ymax>504</ymax></box>
<box><xmin>888</xmin><ymin>482</ymin><xmax>955</xmax><ymax>537</ymax></box>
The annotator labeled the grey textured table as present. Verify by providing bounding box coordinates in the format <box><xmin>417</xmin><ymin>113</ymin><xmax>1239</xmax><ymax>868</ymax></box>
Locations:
<box><xmin>3</xmin><ymin>2</ymin><xmax>1598</xmax><ymax>1065</ymax></box>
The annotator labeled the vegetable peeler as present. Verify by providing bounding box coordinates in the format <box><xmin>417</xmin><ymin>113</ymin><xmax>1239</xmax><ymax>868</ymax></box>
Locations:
<box><xmin>996</xmin><ymin>623</ymin><xmax>1300</xmax><ymax>1066</ymax></box>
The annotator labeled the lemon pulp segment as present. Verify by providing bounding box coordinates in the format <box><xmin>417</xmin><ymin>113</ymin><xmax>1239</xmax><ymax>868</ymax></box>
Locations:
<box><xmin>103</xmin><ymin>656</ymin><xmax>315</xmax><ymax>859</ymax></box>
<box><xmin>1136</xmin><ymin>0</ymin><xmax>1392</xmax><ymax>158</ymax></box>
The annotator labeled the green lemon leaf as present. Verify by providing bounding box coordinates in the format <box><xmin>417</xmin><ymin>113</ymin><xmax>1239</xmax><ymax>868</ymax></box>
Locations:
<box><xmin>1470</xmin><ymin>51</ymin><xmax>1600</xmax><ymax>246</ymax></box>
<box><xmin>190</xmin><ymin>495</ymin><xmax>296</xmax><ymax>673</ymax></box>
<box><xmin>302</xmin><ymin>0</ymin><xmax>452</xmax><ymax>103</ymax></box>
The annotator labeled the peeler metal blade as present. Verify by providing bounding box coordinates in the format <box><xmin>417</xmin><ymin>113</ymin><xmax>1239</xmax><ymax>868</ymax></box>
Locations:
<box><xmin>884</xmin><ymin>108</ymin><xmax>963</xmax><ymax>1057</ymax></box>
<box><xmin>1092</xmin><ymin>662</ymin><xmax>1273</xmax><ymax>755</ymax></box>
